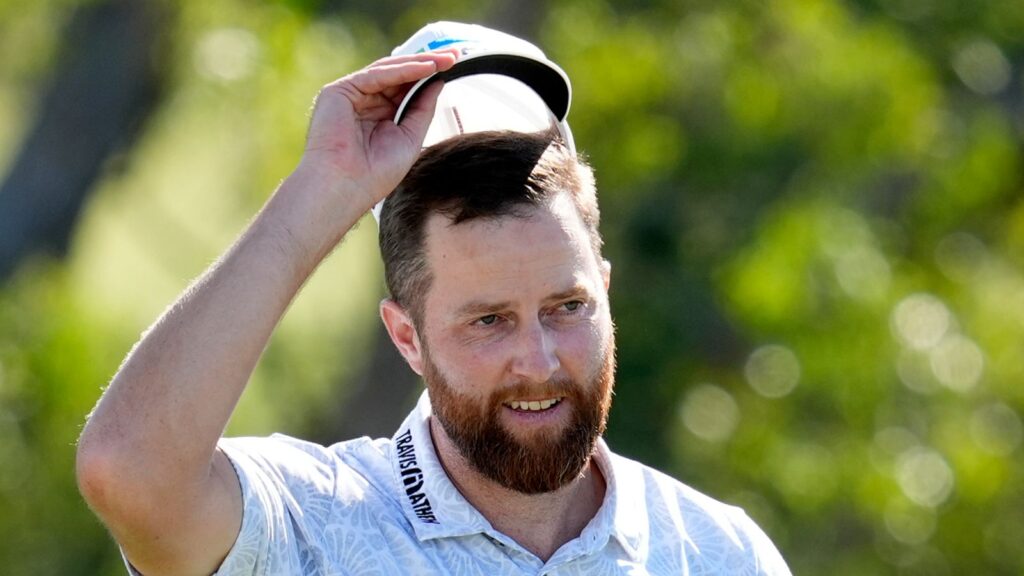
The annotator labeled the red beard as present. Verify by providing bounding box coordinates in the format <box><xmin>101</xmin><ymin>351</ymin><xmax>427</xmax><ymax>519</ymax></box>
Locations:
<box><xmin>425</xmin><ymin>337</ymin><xmax>615</xmax><ymax>494</ymax></box>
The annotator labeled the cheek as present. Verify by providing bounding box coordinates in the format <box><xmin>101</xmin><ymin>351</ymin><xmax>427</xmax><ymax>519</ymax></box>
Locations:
<box><xmin>430</xmin><ymin>335</ymin><xmax>506</xmax><ymax>390</ymax></box>
<box><xmin>555</xmin><ymin>317</ymin><xmax>609</xmax><ymax>367</ymax></box>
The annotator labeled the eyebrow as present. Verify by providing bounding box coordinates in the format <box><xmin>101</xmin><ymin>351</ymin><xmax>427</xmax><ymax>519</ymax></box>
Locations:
<box><xmin>544</xmin><ymin>283</ymin><xmax>590</xmax><ymax>304</ymax></box>
<box><xmin>455</xmin><ymin>300</ymin><xmax>513</xmax><ymax>319</ymax></box>
<box><xmin>453</xmin><ymin>284</ymin><xmax>591</xmax><ymax>319</ymax></box>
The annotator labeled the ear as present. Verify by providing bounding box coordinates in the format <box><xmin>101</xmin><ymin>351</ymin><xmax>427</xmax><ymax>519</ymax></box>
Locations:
<box><xmin>601</xmin><ymin>259</ymin><xmax>612</xmax><ymax>291</ymax></box>
<box><xmin>380</xmin><ymin>299</ymin><xmax>425</xmax><ymax>375</ymax></box>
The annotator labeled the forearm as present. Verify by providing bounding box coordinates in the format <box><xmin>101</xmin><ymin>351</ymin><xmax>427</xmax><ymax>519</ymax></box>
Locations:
<box><xmin>78</xmin><ymin>162</ymin><xmax>365</xmax><ymax>505</ymax></box>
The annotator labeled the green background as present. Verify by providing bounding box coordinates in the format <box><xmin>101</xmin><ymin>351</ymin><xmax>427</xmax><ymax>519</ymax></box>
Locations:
<box><xmin>0</xmin><ymin>0</ymin><xmax>1022</xmax><ymax>573</ymax></box>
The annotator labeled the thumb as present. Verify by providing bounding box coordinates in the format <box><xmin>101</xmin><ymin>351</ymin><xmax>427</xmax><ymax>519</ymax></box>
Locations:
<box><xmin>397</xmin><ymin>79</ymin><xmax>445</xmax><ymax>146</ymax></box>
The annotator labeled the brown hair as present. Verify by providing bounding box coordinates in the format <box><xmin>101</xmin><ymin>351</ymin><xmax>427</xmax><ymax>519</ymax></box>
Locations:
<box><xmin>378</xmin><ymin>130</ymin><xmax>601</xmax><ymax>325</ymax></box>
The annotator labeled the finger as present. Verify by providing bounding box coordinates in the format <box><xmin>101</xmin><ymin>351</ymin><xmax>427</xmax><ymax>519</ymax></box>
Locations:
<box><xmin>342</xmin><ymin>60</ymin><xmax>440</xmax><ymax>100</ymax></box>
<box><xmin>366</xmin><ymin>48</ymin><xmax>460</xmax><ymax>72</ymax></box>
<box><xmin>395</xmin><ymin>79</ymin><xmax>445</xmax><ymax>141</ymax></box>
<box><xmin>353</xmin><ymin>97</ymin><xmax>400</xmax><ymax>122</ymax></box>
<box><xmin>321</xmin><ymin>49</ymin><xmax>458</xmax><ymax>106</ymax></box>
<box><xmin>381</xmin><ymin>79</ymin><xmax>419</xmax><ymax>104</ymax></box>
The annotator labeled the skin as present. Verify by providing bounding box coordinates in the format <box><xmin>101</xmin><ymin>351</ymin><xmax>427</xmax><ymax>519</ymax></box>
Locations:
<box><xmin>76</xmin><ymin>49</ymin><xmax>459</xmax><ymax>576</ymax></box>
<box><xmin>380</xmin><ymin>192</ymin><xmax>614</xmax><ymax>561</ymax></box>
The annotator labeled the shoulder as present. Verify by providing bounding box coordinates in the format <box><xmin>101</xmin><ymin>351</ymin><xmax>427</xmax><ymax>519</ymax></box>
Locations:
<box><xmin>609</xmin><ymin>451</ymin><xmax>740</xmax><ymax>528</ymax></box>
<box><xmin>218</xmin><ymin>433</ymin><xmax>396</xmax><ymax>509</ymax></box>
<box><xmin>607</xmin><ymin>451</ymin><xmax>791</xmax><ymax>575</ymax></box>
<box><xmin>220</xmin><ymin>433</ymin><xmax>378</xmax><ymax>472</ymax></box>
<box><xmin>220</xmin><ymin>433</ymin><xmax>390</xmax><ymax>462</ymax></box>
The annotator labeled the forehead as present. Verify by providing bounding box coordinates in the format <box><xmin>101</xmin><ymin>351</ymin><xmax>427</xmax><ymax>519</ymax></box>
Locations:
<box><xmin>421</xmin><ymin>193</ymin><xmax>600</xmax><ymax>312</ymax></box>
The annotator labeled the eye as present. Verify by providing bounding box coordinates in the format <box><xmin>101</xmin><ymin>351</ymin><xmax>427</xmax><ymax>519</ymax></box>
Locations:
<box><xmin>559</xmin><ymin>300</ymin><xmax>588</xmax><ymax>315</ymax></box>
<box><xmin>477</xmin><ymin>314</ymin><xmax>499</xmax><ymax>326</ymax></box>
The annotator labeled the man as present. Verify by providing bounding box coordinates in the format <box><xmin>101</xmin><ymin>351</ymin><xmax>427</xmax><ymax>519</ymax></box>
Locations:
<box><xmin>77</xmin><ymin>22</ymin><xmax>791</xmax><ymax>575</ymax></box>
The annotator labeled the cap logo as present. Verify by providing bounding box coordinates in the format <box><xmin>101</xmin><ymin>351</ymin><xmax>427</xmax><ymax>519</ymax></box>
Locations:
<box><xmin>421</xmin><ymin>38</ymin><xmax>466</xmax><ymax>52</ymax></box>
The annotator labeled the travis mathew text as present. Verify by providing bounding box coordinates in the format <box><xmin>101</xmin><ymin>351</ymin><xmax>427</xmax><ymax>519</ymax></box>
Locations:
<box><xmin>395</xmin><ymin>429</ymin><xmax>439</xmax><ymax>524</ymax></box>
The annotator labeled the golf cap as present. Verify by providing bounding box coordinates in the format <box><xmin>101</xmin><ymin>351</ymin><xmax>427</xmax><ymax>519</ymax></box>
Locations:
<box><xmin>372</xmin><ymin>21</ymin><xmax>575</xmax><ymax>221</ymax></box>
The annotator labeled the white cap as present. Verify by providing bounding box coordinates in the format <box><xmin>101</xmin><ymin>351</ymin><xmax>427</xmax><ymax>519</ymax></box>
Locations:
<box><xmin>372</xmin><ymin>21</ymin><xmax>575</xmax><ymax>221</ymax></box>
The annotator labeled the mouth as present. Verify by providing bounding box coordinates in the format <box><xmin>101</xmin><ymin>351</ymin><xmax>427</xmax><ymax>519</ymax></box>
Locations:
<box><xmin>503</xmin><ymin>397</ymin><xmax>564</xmax><ymax>412</ymax></box>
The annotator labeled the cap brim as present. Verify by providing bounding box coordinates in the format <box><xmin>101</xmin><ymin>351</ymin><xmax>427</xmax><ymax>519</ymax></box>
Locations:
<box><xmin>394</xmin><ymin>52</ymin><xmax>571</xmax><ymax>125</ymax></box>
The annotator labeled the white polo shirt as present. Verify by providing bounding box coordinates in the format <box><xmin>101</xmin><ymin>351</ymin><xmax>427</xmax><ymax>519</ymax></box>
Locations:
<box><xmin>185</xmin><ymin>392</ymin><xmax>791</xmax><ymax>575</ymax></box>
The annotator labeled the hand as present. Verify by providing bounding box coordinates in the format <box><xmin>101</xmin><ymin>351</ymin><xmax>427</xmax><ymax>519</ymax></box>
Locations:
<box><xmin>301</xmin><ymin>50</ymin><xmax>459</xmax><ymax>212</ymax></box>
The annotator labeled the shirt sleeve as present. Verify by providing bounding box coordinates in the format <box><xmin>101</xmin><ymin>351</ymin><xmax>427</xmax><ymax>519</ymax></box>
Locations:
<box><xmin>728</xmin><ymin>508</ymin><xmax>793</xmax><ymax>576</ymax></box>
<box><xmin>211</xmin><ymin>435</ymin><xmax>341</xmax><ymax>576</ymax></box>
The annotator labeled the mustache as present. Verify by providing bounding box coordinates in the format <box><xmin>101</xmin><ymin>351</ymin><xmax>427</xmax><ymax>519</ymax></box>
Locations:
<box><xmin>489</xmin><ymin>378</ymin><xmax>581</xmax><ymax>404</ymax></box>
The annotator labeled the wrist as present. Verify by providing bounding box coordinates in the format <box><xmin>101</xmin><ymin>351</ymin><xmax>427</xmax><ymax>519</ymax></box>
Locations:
<box><xmin>257</xmin><ymin>164</ymin><xmax>369</xmax><ymax>272</ymax></box>
<box><xmin>292</xmin><ymin>157</ymin><xmax>381</xmax><ymax>216</ymax></box>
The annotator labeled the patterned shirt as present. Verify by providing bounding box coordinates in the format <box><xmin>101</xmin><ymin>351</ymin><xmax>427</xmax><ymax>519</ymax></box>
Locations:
<box><xmin>131</xmin><ymin>392</ymin><xmax>791</xmax><ymax>575</ymax></box>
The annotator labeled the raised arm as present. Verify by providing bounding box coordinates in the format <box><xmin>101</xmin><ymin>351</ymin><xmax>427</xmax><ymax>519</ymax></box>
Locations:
<box><xmin>75</xmin><ymin>50</ymin><xmax>457</xmax><ymax>576</ymax></box>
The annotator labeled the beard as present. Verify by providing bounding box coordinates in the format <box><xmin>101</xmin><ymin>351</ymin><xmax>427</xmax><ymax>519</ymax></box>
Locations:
<box><xmin>424</xmin><ymin>336</ymin><xmax>615</xmax><ymax>495</ymax></box>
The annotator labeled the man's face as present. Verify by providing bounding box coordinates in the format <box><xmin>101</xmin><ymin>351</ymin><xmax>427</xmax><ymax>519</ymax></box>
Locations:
<box><xmin>417</xmin><ymin>192</ymin><xmax>614</xmax><ymax>494</ymax></box>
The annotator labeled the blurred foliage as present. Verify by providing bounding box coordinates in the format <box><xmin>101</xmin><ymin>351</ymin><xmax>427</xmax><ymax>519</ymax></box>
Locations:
<box><xmin>1</xmin><ymin>0</ymin><xmax>1022</xmax><ymax>574</ymax></box>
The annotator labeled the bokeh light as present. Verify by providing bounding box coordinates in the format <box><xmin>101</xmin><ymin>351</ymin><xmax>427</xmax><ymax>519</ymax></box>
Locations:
<box><xmin>952</xmin><ymin>39</ymin><xmax>1011</xmax><ymax>95</ymax></box>
<box><xmin>834</xmin><ymin>245</ymin><xmax>891</xmax><ymax>302</ymax></box>
<box><xmin>193</xmin><ymin>27</ymin><xmax>261</xmax><ymax>83</ymax></box>
<box><xmin>895</xmin><ymin>447</ymin><xmax>955</xmax><ymax>508</ymax></box>
<box><xmin>744</xmin><ymin>345</ymin><xmax>801</xmax><ymax>398</ymax></box>
<box><xmin>970</xmin><ymin>402</ymin><xmax>1023</xmax><ymax>456</ymax></box>
<box><xmin>680</xmin><ymin>383</ymin><xmax>740</xmax><ymax>443</ymax></box>
<box><xmin>891</xmin><ymin>294</ymin><xmax>951</xmax><ymax>350</ymax></box>
<box><xmin>929</xmin><ymin>334</ymin><xmax>984</xmax><ymax>393</ymax></box>
<box><xmin>884</xmin><ymin>499</ymin><xmax>937</xmax><ymax>545</ymax></box>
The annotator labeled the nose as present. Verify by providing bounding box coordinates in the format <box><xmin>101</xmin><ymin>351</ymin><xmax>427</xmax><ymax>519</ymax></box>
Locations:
<box><xmin>509</xmin><ymin>318</ymin><xmax>560</xmax><ymax>384</ymax></box>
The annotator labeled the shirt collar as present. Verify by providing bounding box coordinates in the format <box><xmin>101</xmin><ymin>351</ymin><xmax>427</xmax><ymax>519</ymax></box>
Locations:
<box><xmin>585</xmin><ymin>439</ymin><xmax>647</xmax><ymax>562</ymax></box>
<box><xmin>390</xmin><ymin>391</ymin><xmax>492</xmax><ymax>540</ymax></box>
<box><xmin>389</xmin><ymin>391</ymin><xmax>649</xmax><ymax>562</ymax></box>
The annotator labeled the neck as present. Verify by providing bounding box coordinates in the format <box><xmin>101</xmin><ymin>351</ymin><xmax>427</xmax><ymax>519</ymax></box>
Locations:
<box><xmin>428</xmin><ymin>417</ymin><xmax>606</xmax><ymax>562</ymax></box>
